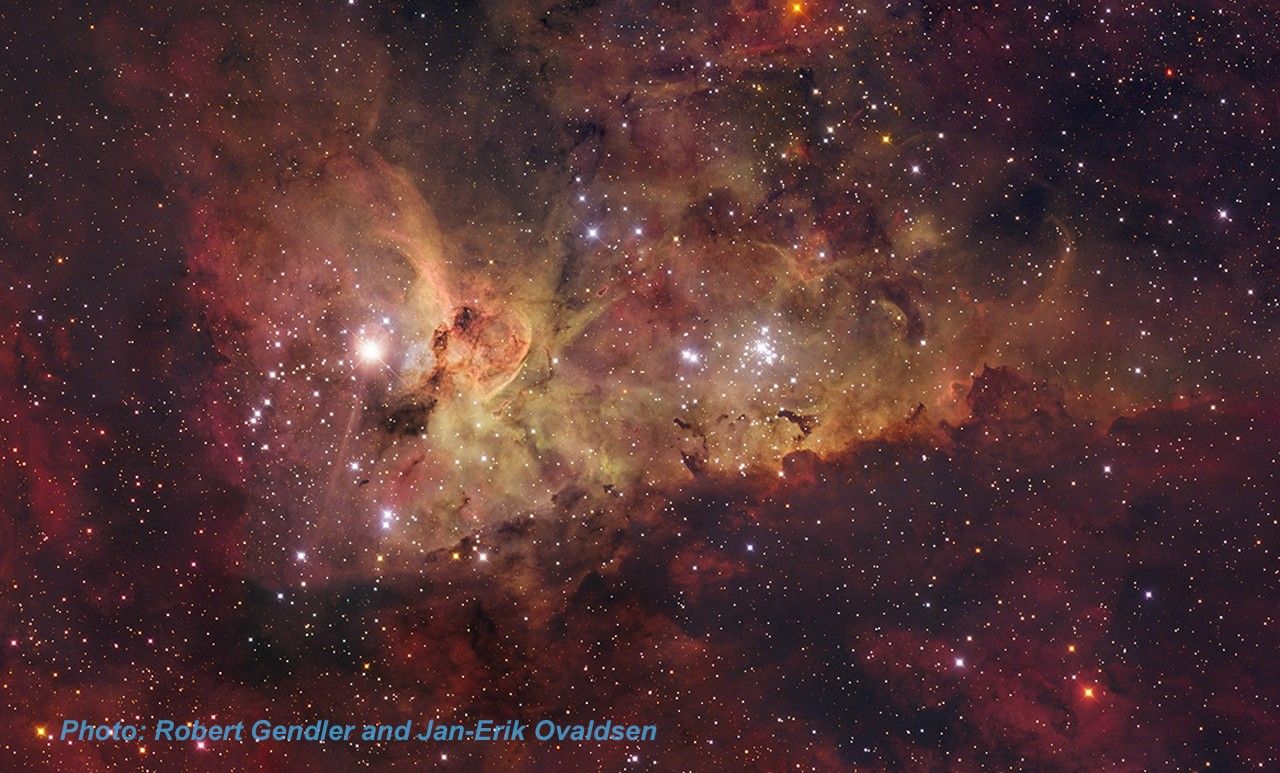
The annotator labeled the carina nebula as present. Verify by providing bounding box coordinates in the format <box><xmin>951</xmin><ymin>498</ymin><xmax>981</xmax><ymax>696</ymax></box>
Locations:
<box><xmin>2</xmin><ymin>0</ymin><xmax>1278</xmax><ymax>769</ymax></box>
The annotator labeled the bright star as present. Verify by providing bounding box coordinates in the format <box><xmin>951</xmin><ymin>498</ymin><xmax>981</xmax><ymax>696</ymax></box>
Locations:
<box><xmin>357</xmin><ymin>338</ymin><xmax>384</xmax><ymax>363</ymax></box>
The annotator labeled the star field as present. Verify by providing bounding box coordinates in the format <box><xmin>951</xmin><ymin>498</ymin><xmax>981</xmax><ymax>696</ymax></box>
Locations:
<box><xmin>1</xmin><ymin>0</ymin><xmax>1278</xmax><ymax>769</ymax></box>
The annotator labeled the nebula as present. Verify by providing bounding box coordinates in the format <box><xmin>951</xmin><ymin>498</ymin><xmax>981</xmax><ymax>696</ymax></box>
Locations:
<box><xmin>2</xmin><ymin>0</ymin><xmax>1278</xmax><ymax>769</ymax></box>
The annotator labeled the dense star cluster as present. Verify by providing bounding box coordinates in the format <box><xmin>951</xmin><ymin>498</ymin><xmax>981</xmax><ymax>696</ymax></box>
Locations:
<box><xmin>2</xmin><ymin>0</ymin><xmax>1278</xmax><ymax>769</ymax></box>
